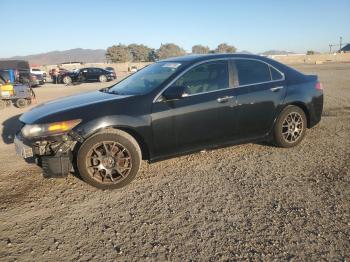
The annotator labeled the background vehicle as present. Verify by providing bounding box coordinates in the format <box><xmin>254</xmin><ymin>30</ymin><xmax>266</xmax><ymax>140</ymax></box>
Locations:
<box><xmin>30</xmin><ymin>73</ymin><xmax>44</xmax><ymax>87</ymax></box>
<box><xmin>105</xmin><ymin>67</ymin><xmax>117</xmax><ymax>79</ymax></box>
<box><xmin>130</xmin><ymin>66</ymin><xmax>138</xmax><ymax>73</ymax></box>
<box><xmin>31</xmin><ymin>68</ymin><xmax>47</xmax><ymax>82</ymax></box>
<box><xmin>0</xmin><ymin>60</ymin><xmax>31</xmax><ymax>85</ymax></box>
<box><xmin>0</xmin><ymin>70</ymin><xmax>34</xmax><ymax>109</ymax></box>
<box><xmin>60</xmin><ymin>67</ymin><xmax>115</xmax><ymax>84</ymax></box>
<box><xmin>15</xmin><ymin>54</ymin><xmax>323</xmax><ymax>189</ymax></box>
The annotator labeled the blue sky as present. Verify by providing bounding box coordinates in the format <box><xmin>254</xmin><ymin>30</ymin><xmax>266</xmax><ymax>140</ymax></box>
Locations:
<box><xmin>1</xmin><ymin>0</ymin><xmax>349</xmax><ymax>57</ymax></box>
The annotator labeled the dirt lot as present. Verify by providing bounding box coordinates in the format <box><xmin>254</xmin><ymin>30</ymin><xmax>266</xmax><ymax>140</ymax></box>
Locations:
<box><xmin>0</xmin><ymin>64</ymin><xmax>349</xmax><ymax>261</ymax></box>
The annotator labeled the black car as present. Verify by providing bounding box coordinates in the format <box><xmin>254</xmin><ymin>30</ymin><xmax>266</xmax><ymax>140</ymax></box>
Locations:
<box><xmin>61</xmin><ymin>67</ymin><xmax>115</xmax><ymax>84</ymax></box>
<box><xmin>15</xmin><ymin>54</ymin><xmax>323</xmax><ymax>189</ymax></box>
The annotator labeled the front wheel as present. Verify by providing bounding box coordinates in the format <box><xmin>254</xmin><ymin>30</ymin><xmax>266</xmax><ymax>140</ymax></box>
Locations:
<box><xmin>273</xmin><ymin>105</ymin><xmax>307</xmax><ymax>148</ymax></box>
<box><xmin>77</xmin><ymin>130</ymin><xmax>141</xmax><ymax>189</ymax></box>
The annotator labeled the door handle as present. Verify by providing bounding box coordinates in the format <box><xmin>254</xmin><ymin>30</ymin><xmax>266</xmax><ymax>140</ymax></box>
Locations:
<box><xmin>270</xmin><ymin>86</ymin><xmax>284</xmax><ymax>92</ymax></box>
<box><xmin>217</xmin><ymin>96</ymin><xmax>234</xmax><ymax>103</ymax></box>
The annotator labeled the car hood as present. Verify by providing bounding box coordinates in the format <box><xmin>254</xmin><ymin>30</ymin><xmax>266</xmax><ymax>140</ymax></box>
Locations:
<box><xmin>20</xmin><ymin>90</ymin><xmax>132</xmax><ymax>124</ymax></box>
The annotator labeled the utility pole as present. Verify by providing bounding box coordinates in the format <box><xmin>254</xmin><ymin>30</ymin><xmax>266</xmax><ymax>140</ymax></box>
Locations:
<box><xmin>339</xmin><ymin>36</ymin><xmax>343</xmax><ymax>50</ymax></box>
<box><xmin>329</xmin><ymin>44</ymin><xmax>332</xmax><ymax>53</ymax></box>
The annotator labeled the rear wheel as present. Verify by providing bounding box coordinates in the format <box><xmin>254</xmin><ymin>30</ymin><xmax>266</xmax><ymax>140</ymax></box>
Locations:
<box><xmin>77</xmin><ymin>130</ymin><xmax>141</xmax><ymax>189</ymax></box>
<box><xmin>15</xmin><ymin>98</ymin><xmax>27</xmax><ymax>108</ymax></box>
<box><xmin>273</xmin><ymin>105</ymin><xmax>307</xmax><ymax>148</ymax></box>
<box><xmin>63</xmin><ymin>76</ymin><xmax>72</xmax><ymax>85</ymax></box>
<box><xmin>99</xmin><ymin>75</ymin><xmax>107</xmax><ymax>82</ymax></box>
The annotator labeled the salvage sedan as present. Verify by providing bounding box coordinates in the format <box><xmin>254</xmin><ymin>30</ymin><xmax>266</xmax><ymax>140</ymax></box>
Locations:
<box><xmin>15</xmin><ymin>54</ymin><xmax>323</xmax><ymax>189</ymax></box>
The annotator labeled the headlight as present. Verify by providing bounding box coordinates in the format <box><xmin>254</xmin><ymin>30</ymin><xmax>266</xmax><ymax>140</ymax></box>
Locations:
<box><xmin>21</xmin><ymin>119</ymin><xmax>81</xmax><ymax>138</ymax></box>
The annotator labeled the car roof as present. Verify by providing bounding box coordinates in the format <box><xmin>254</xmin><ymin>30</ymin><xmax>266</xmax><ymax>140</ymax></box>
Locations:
<box><xmin>159</xmin><ymin>53</ymin><xmax>266</xmax><ymax>63</ymax></box>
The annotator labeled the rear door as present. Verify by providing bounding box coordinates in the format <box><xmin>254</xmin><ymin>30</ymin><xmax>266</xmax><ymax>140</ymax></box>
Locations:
<box><xmin>233</xmin><ymin>59</ymin><xmax>286</xmax><ymax>139</ymax></box>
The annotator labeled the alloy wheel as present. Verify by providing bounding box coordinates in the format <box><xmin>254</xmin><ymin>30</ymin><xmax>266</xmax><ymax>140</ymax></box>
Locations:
<box><xmin>281</xmin><ymin>112</ymin><xmax>303</xmax><ymax>143</ymax></box>
<box><xmin>86</xmin><ymin>141</ymin><xmax>132</xmax><ymax>184</ymax></box>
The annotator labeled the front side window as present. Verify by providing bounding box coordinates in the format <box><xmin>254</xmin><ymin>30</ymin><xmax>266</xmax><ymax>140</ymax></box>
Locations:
<box><xmin>234</xmin><ymin>59</ymin><xmax>271</xmax><ymax>86</ymax></box>
<box><xmin>108</xmin><ymin>62</ymin><xmax>182</xmax><ymax>95</ymax></box>
<box><xmin>174</xmin><ymin>61</ymin><xmax>228</xmax><ymax>95</ymax></box>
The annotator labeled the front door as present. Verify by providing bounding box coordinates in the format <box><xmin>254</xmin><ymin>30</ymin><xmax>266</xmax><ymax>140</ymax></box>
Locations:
<box><xmin>151</xmin><ymin>60</ymin><xmax>239</xmax><ymax>157</ymax></box>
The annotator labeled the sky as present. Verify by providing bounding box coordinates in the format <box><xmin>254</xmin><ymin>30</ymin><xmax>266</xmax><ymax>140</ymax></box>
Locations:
<box><xmin>1</xmin><ymin>0</ymin><xmax>350</xmax><ymax>57</ymax></box>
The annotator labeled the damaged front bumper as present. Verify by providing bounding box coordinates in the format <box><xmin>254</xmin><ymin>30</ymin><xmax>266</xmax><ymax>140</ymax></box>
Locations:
<box><xmin>14</xmin><ymin>131</ymin><xmax>81</xmax><ymax>178</ymax></box>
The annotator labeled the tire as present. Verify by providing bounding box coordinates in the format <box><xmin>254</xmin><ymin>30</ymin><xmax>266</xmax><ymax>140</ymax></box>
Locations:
<box><xmin>15</xmin><ymin>98</ymin><xmax>27</xmax><ymax>108</ymax></box>
<box><xmin>99</xmin><ymin>75</ymin><xmax>107</xmax><ymax>82</ymax></box>
<box><xmin>63</xmin><ymin>76</ymin><xmax>72</xmax><ymax>85</ymax></box>
<box><xmin>77</xmin><ymin>129</ymin><xmax>142</xmax><ymax>189</ymax></box>
<box><xmin>273</xmin><ymin>105</ymin><xmax>307</xmax><ymax>148</ymax></box>
<box><xmin>0</xmin><ymin>100</ymin><xmax>5</xmax><ymax>110</ymax></box>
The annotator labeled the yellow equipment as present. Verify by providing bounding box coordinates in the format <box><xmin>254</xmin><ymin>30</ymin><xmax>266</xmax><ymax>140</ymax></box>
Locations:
<box><xmin>0</xmin><ymin>83</ymin><xmax>15</xmax><ymax>98</ymax></box>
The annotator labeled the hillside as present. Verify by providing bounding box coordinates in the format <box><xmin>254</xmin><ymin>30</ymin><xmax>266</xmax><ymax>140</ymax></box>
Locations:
<box><xmin>1</xmin><ymin>48</ymin><xmax>106</xmax><ymax>66</ymax></box>
<box><xmin>259</xmin><ymin>50</ymin><xmax>295</xmax><ymax>56</ymax></box>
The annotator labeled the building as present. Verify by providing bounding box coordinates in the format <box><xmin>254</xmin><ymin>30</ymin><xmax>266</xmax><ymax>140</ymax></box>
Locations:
<box><xmin>339</xmin><ymin>43</ymin><xmax>350</xmax><ymax>53</ymax></box>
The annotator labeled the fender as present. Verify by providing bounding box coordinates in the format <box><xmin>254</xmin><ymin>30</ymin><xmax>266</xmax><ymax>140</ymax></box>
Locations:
<box><xmin>76</xmin><ymin>115</ymin><xmax>154</xmax><ymax>160</ymax></box>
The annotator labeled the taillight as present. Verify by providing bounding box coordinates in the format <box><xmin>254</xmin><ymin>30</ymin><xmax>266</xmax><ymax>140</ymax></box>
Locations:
<box><xmin>315</xmin><ymin>82</ymin><xmax>323</xmax><ymax>90</ymax></box>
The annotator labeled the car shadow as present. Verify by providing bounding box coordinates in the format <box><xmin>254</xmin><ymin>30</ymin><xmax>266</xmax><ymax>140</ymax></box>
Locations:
<box><xmin>1</xmin><ymin>114</ymin><xmax>22</xmax><ymax>144</ymax></box>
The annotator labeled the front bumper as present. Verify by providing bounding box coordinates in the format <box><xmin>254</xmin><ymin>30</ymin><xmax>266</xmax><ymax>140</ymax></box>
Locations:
<box><xmin>14</xmin><ymin>132</ymin><xmax>74</xmax><ymax>177</ymax></box>
<box><xmin>14</xmin><ymin>134</ymin><xmax>33</xmax><ymax>158</ymax></box>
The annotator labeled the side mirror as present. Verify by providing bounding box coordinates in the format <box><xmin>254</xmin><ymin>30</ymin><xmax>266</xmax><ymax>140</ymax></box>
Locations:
<box><xmin>162</xmin><ymin>85</ymin><xmax>186</xmax><ymax>101</ymax></box>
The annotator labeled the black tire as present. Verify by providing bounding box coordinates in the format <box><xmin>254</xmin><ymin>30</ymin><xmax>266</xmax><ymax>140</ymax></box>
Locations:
<box><xmin>99</xmin><ymin>75</ymin><xmax>107</xmax><ymax>82</ymax></box>
<box><xmin>15</xmin><ymin>98</ymin><xmax>27</xmax><ymax>108</ymax></box>
<box><xmin>77</xmin><ymin>129</ymin><xmax>141</xmax><ymax>189</ymax></box>
<box><xmin>63</xmin><ymin>76</ymin><xmax>72</xmax><ymax>85</ymax></box>
<box><xmin>273</xmin><ymin>105</ymin><xmax>307</xmax><ymax>148</ymax></box>
<box><xmin>0</xmin><ymin>100</ymin><xmax>5</xmax><ymax>110</ymax></box>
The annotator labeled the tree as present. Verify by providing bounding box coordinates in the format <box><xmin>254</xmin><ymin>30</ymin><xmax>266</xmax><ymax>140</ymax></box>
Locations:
<box><xmin>215</xmin><ymin>43</ymin><xmax>236</xmax><ymax>53</ymax></box>
<box><xmin>148</xmin><ymin>49</ymin><xmax>158</xmax><ymax>62</ymax></box>
<box><xmin>306</xmin><ymin>50</ymin><xmax>315</xmax><ymax>55</ymax></box>
<box><xmin>127</xmin><ymin>44</ymin><xmax>153</xmax><ymax>62</ymax></box>
<box><xmin>156</xmin><ymin>43</ymin><xmax>186</xmax><ymax>59</ymax></box>
<box><xmin>192</xmin><ymin>45</ymin><xmax>210</xmax><ymax>54</ymax></box>
<box><xmin>106</xmin><ymin>44</ymin><xmax>131</xmax><ymax>63</ymax></box>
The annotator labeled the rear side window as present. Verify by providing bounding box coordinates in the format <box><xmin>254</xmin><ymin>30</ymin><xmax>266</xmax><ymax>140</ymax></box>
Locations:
<box><xmin>270</xmin><ymin>66</ymin><xmax>284</xmax><ymax>80</ymax></box>
<box><xmin>234</xmin><ymin>59</ymin><xmax>271</xmax><ymax>86</ymax></box>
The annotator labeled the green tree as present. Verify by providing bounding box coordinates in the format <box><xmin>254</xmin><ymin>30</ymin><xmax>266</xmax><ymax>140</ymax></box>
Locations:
<box><xmin>192</xmin><ymin>45</ymin><xmax>210</xmax><ymax>54</ymax></box>
<box><xmin>106</xmin><ymin>44</ymin><xmax>131</xmax><ymax>63</ymax></box>
<box><xmin>215</xmin><ymin>43</ymin><xmax>236</xmax><ymax>53</ymax></box>
<box><xmin>148</xmin><ymin>49</ymin><xmax>158</xmax><ymax>62</ymax></box>
<box><xmin>127</xmin><ymin>44</ymin><xmax>153</xmax><ymax>62</ymax></box>
<box><xmin>156</xmin><ymin>43</ymin><xmax>186</xmax><ymax>59</ymax></box>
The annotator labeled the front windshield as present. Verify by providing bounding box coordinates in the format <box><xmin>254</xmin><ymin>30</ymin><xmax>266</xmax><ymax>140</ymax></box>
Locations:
<box><xmin>108</xmin><ymin>62</ymin><xmax>182</xmax><ymax>95</ymax></box>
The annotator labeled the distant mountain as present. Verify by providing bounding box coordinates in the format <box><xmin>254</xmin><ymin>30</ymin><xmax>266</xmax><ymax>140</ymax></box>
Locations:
<box><xmin>260</xmin><ymin>50</ymin><xmax>295</xmax><ymax>56</ymax></box>
<box><xmin>236</xmin><ymin>50</ymin><xmax>254</xmax><ymax>54</ymax></box>
<box><xmin>1</xmin><ymin>48</ymin><xmax>107</xmax><ymax>66</ymax></box>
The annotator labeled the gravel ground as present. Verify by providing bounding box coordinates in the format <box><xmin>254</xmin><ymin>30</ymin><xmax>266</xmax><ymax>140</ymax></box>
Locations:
<box><xmin>0</xmin><ymin>63</ymin><xmax>349</xmax><ymax>261</ymax></box>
